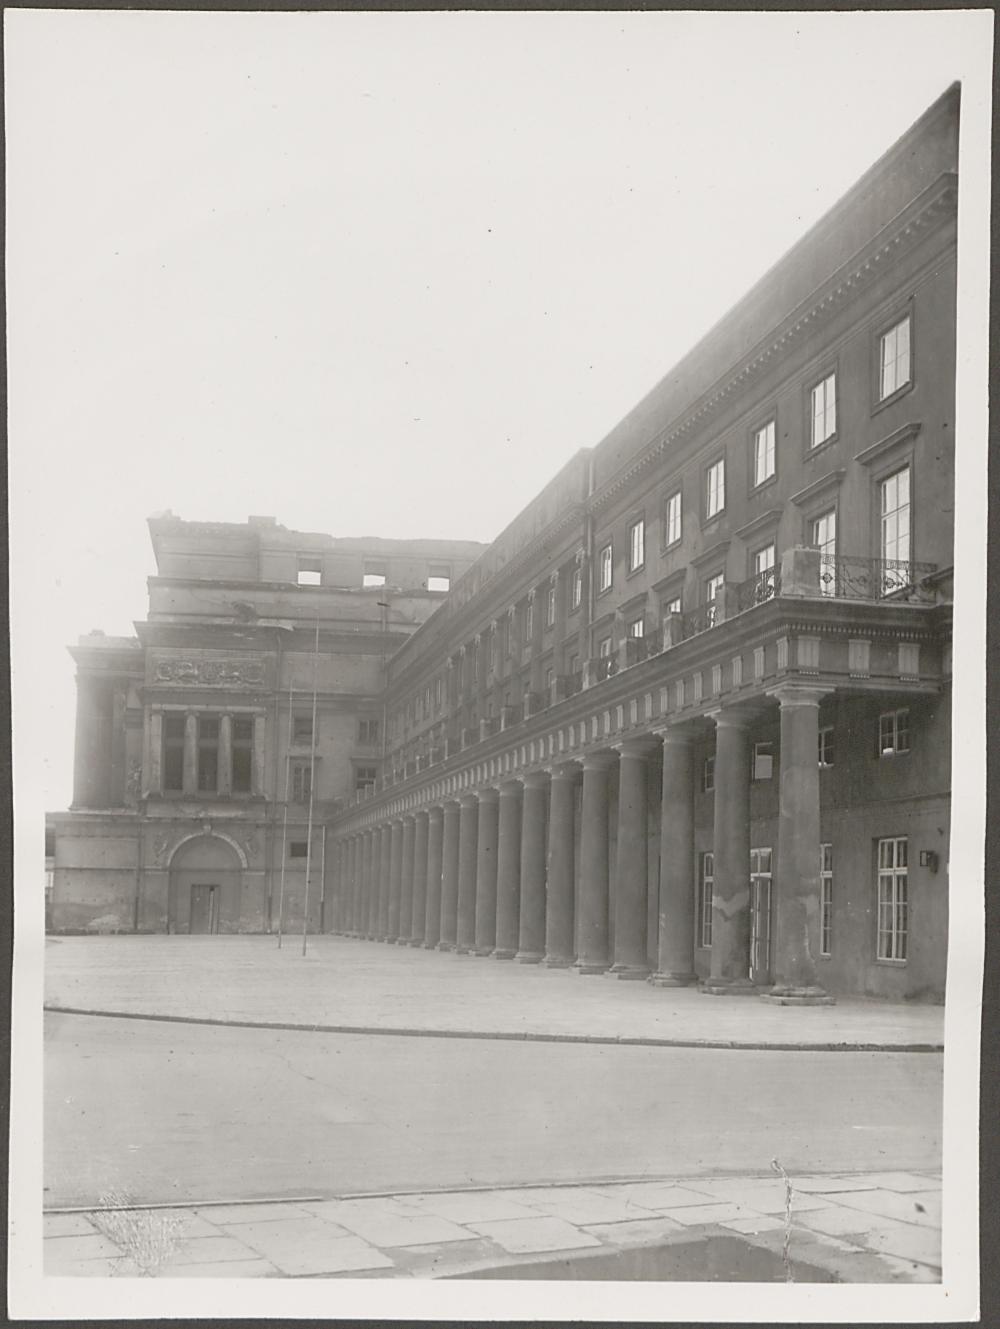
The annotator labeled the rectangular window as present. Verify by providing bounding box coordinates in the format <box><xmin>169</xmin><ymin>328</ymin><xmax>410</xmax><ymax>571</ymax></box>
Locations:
<box><xmin>753</xmin><ymin>420</ymin><xmax>776</xmax><ymax>486</ymax></box>
<box><xmin>752</xmin><ymin>741</ymin><xmax>774</xmax><ymax>781</ymax></box>
<box><xmin>877</xmin><ymin>836</ymin><xmax>908</xmax><ymax>961</ymax></box>
<box><xmin>818</xmin><ymin>725</ymin><xmax>834</xmax><ymax>768</ymax></box>
<box><xmin>628</xmin><ymin>616</ymin><xmax>644</xmax><ymax>639</ymax></box>
<box><xmin>292</xmin><ymin>714</ymin><xmax>313</xmax><ymax>745</ymax></box>
<box><xmin>698</xmin><ymin>852</ymin><xmax>714</xmax><ymax>948</ymax></box>
<box><xmin>879</xmin><ymin>316</ymin><xmax>911</xmax><ymax>401</ymax></box>
<box><xmin>820</xmin><ymin>843</ymin><xmax>834</xmax><ymax>957</ymax></box>
<box><xmin>750</xmin><ymin>848</ymin><xmax>773</xmax><ymax>978</ymax></box>
<box><xmin>598</xmin><ymin>543</ymin><xmax>613</xmax><ymax>593</ymax></box>
<box><xmin>706</xmin><ymin>458</ymin><xmax>725</xmax><ymax>518</ymax></box>
<box><xmin>363</xmin><ymin>561</ymin><xmax>387</xmax><ymax>588</ymax></box>
<box><xmin>290</xmin><ymin>760</ymin><xmax>312</xmax><ymax>803</ymax></box>
<box><xmin>197</xmin><ymin>716</ymin><xmax>219</xmax><ymax>792</ymax></box>
<box><xmin>702</xmin><ymin>755</ymin><xmax>715</xmax><ymax>792</ymax></box>
<box><xmin>664</xmin><ymin>491</ymin><xmax>682</xmax><ymax>546</ymax></box>
<box><xmin>427</xmin><ymin>575</ymin><xmax>450</xmax><ymax>592</ymax></box>
<box><xmin>163</xmin><ymin>714</ymin><xmax>185</xmax><ymax>792</ymax></box>
<box><xmin>810</xmin><ymin>372</ymin><xmax>837</xmax><ymax>448</ymax></box>
<box><xmin>297</xmin><ymin>557</ymin><xmax>322</xmax><ymax>587</ymax></box>
<box><xmin>812</xmin><ymin>509</ymin><xmax>837</xmax><ymax>597</ymax></box>
<box><xmin>232</xmin><ymin>716</ymin><xmax>253</xmax><ymax>793</ymax></box>
<box><xmin>598</xmin><ymin>635</ymin><xmax>613</xmax><ymax>658</ymax></box>
<box><xmin>571</xmin><ymin>566</ymin><xmax>583</xmax><ymax>610</ymax></box>
<box><xmin>705</xmin><ymin>571</ymin><xmax>724</xmax><ymax>627</ymax></box>
<box><xmin>289</xmin><ymin>841</ymin><xmax>308</xmax><ymax>859</ymax></box>
<box><xmin>568</xmin><ymin>652</ymin><xmax>580</xmax><ymax>677</ymax></box>
<box><xmin>435</xmin><ymin>677</ymin><xmax>443</xmax><ymax>709</ymax></box>
<box><xmin>546</xmin><ymin>582</ymin><xmax>556</xmax><ymax>627</ymax></box>
<box><xmin>880</xmin><ymin>466</ymin><xmax>911</xmax><ymax>566</ymax></box>
<box><xmin>663</xmin><ymin>595</ymin><xmax>682</xmax><ymax>617</ymax></box>
<box><xmin>355</xmin><ymin>765</ymin><xmax>378</xmax><ymax>794</ymax></box>
<box><xmin>525</xmin><ymin>599</ymin><xmax>534</xmax><ymax>641</ymax></box>
<box><xmin>358</xmin><ymin>718</ymin><xmax>380</xmax><ymax>745</ymax></box>
<box><xmin>628</xmin><ymin>518</ymin><xmax>645</xmax><ymax>572</ymax></box>
<box><xmin>753</xmin><ymin>544</ymin><xmax>776</xmax><ymax>577</ymax></box>
<box><xmin>878</xmin><ymin>708</ymin><xmax>910</xmax><ymax>756</ymax></box>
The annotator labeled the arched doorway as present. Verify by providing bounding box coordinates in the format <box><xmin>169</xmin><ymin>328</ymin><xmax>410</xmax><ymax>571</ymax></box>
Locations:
<box><xmin>168</xmin><ymin>835</ymin><xmax>243</xmax><ymax>934</ymax></box>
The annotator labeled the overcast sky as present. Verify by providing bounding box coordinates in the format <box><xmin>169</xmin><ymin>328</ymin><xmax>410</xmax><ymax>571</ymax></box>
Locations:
<box><xmin>7</xmin><ymin>8</ymin><xmax>991</xmax><ymax>816</ymax></box>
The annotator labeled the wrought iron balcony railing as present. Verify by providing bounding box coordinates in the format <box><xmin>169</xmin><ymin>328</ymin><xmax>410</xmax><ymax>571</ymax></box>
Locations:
<box><xmin>736</xmin><ymin>565</ymin><xmax>781</xmax><ymax>611</ymax></box>
<box><xmin>819</xmin><ymin>555</ymin><xmax>937</xmax><ymax>601</ymax></box>
<box><xmin>680</xmin><ymin>602</ymin><xmax>718</xmax><ymax>641</ymax></box>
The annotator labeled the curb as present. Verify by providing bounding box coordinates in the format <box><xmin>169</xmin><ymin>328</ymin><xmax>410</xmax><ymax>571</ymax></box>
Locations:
<box><xmin>43</xmin><ymin>1005</ymin><xmax>944</xmax><ymax>1053</ymax></box>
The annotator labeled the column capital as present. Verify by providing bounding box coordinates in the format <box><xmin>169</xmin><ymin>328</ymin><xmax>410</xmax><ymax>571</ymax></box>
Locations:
<box><xmin>459</xmin><ymin>791</ymin><xmax>479</xmax><ymax>808</ymax></box>
<box><xmin>651</xmin><ymin>723</ymin><xmax>696</xmax><ymax>748</ymax></box>
<box><xmin>498</xmin><ymin>778</ymin><xmax>523</xmax><ymax>795</ymax></box>
<box><xmin>766</xmin><ymin>682</ymin><xmax>836</xmax><ymax>709</ymax></box>
<box><xmin>547</xmin><ymin>759</ymin><xmax>582</xmax><ymax>780</ymax></box>
<box><xmin>522</xmin><ymin>769</ymin><xmax>551</xmax><ymax>789</ymax></box>
<box><xmin>427</xmin><ymin>804</ymin><xmax>445</xmax><ymax>820</ymax></box>
<box><xmin>706</xmin><ymin>705</ymin><xmax>755</xmax><ymax>732</ymax></box>
<box><xmin>581</xmin><ymin>749</ymin><xmax>618</xmax><ymax>771</ymax></box>
<box><xmin>612</xmin><ymin>736</ymin><xmax>660</xmax><ymax>759</ymax></box>
<box><xmin>476</xmin><ymin>786</ymin><xmax>500</xmax><ymax>804</ymax></box>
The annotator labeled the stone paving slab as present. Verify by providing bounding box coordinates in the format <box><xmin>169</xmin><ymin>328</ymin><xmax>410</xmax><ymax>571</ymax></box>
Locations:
<box><xmin>42</xmin><ymin>1168</ymin><xmax>943</xmax><ymax>1282</ymax></box>
<box><xmin>44</xmin><ymin>936</ymin><xmax>945</xmax><ymax>1050</ymax></box>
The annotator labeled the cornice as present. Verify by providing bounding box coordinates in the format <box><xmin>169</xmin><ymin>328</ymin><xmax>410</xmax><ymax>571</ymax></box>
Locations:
<box><xmin>589</xmin><ymin>172</ymin><xmax>956</xmax><ymax>516</ymax></box>
<box><xmin>855</xmin><ymin>421</ymin><xmax>922</xmax><ymax>467</ymax></box>
<box><xmin>790</xmin><ymin>469</ymin><xmax>847</xmax><ymax>508</ymax></box>
<box><xmin>690</xmin><ymin>539</ymin><xmax>731</xmax><ymax>570</ymax></box>
<box><xmin>733</xmin><ymin>508</ymin><xmax>783</xmax><ymax>542</ymax></box>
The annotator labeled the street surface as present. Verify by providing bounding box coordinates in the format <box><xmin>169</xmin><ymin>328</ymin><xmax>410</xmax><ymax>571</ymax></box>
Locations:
<box><xmin>45</xmin><ymin>1011</ymin><xmax>941</xmax><ymax>1209</ymax></box>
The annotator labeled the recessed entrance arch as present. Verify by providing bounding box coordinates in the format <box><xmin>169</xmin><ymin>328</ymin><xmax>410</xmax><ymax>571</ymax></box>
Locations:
<box><xmin>168</xmin><ymin>834</ymin><xmax>243</xmax><ymax>934</ymax></box>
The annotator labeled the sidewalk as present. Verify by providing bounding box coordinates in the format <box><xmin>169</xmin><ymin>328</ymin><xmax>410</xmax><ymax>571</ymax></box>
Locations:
<box><xmin>44</xmin><ymin>935</ymin><xmax>945</xmax><ymax>1051</ymax></box>
<box><xmin>44</xmin><ymin>1169</ymin><xmax>942</xmax><ymax>1281</ymax></box>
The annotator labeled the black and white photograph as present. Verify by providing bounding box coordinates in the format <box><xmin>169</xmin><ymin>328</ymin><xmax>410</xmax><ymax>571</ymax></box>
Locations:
<box><xmin>7</xmin><ymin>7</ymin><xmax>991</xmax><ymax>1322</ymax></box>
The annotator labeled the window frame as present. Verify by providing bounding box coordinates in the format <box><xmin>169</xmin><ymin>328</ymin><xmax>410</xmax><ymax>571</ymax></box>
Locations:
<box><xmin>597</xmin><ymin>542</ymin><xmax>613</xmax><ymax>595</ymax></box>
<box><xmin>820</xmin><ymin>843</ymin><xmax>834</xmax><ymax>957</ymax></box>
<box><xmin>750</xmin><ymin>416</ymin><xmax>777</xmax><ymax>491</ymax></box>
<box><xmin>702</xmin><ymin>754</ymin><xmax>716</xmax><ymax>793</ymax></box>
<box><xmin>705</xmin><ymin>456</ymin><xmax>726</xmax><ymax>521</ymax></box>
<box><xmin>877</xmin><ymin>707</ymin><xmax>910</xmax><ymax>758</ymax></box>
<box><xmin>627</xmin><ymin>516</ymin><xmax>646</xmax><ymax>574</ymax></box>
<box><xmin>752</xmin><ymin>741</ymin><xmax>774</xmax><ymax>782</ymax></box>
<box><xmin>876</xmin><ymin>836</ymin><xmax>908</xmax><ymax>962</ymax></box>
<box><xmin>663</xmin><ymin>489</ymin><xmax>682</xmax><ymax>549</ymax></box>
<box><xmin>878</xmin><ymin>463</ymin><xmax>912</xmax><ymax>569</ymax></box>
<box><xmin>818</xmin><ymin>725</ymin><xmax>835</xmax><ymax>768</ymax></box>
<box><xmin>698</xmin><ymin>851</ymin><xmax>714</xmax><ymax>949</ymax></box>
<box><xmin>807</xmin><ymin>368</ymin><xmax>838</xmax><ymax>452</ymax></box>
<box><xmin>297</xmin><ymin>557</ymin><xmax>322</xmax><ymax>587</ymax></box>
<box><xmin>570</xmin><ymin>565</ymin><xmax>583</xmax><ymax>613</ymax></box>
<box><xmin>872</xmin><ymin>301</ymin><xmax>915</xmax><ymax>414</ymax></box>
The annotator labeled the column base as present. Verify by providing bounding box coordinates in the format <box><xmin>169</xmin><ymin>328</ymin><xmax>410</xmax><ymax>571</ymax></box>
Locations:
<box><xmin>514</xmin><ymin>950</ymin><xmax>543</xmax><ymax>965</ymax></box>
<box><xmin>408</xmin><ymin>937</ymin><xmax>425</xmax><ymax>947</ymax></box>
<box><xmin>491</xmin><ymin>948</ymin><xmax>516</xmax><ymax>960</ymax></box>
<box><xmin>473</xmin><ymin>945</ymin><xmax>495</xmax><ymax>957</ymax></box>
<box><xmin>760</xmin><ymin>984</ymin><xmax>836</xmax><ymax>1006</ymax></box>
<box><xmin>700</xmin><ymin>977</ymin><xmax>759</xmax><ymax>997</ymax></box>
<box><xmin>543</xmin><ymin>955</ymin><xmax>574</xmax><ymax>968</ymax></box>
<box><xmin>422</xmin><ymin>940</ymin><xmax>440</xmax><ymax>950</ymax></box>
<box><xmin>574</xmin><ymin>961</ymin><xmax>609</xmax><ymax>975</ymax></box>
<box><xmin>385</xmin><ymin>935</ymin><xmax>398</xmax><ymax>944</ymax></box>
<box><xmin>607</xmin><ymin>963</ymin><xmax>651</xmax><ymax>981</ymax></box>
<box><xmin>437</xmin><ymin>940</ymin><xmax>456</xmax><ymax>952</ymax></box>
<box><xmin>454</xmin><ymin>945</ymin><xmax>476</xmax><ymax>956</ymax></box>
<box><xmin>395</xmin><ymin>937</ymin><xmax>410</xmax><ymax>946</ymax></box>
<box><xmin>648</xmin><ymin>971</ymin><xmax>698</xmax><ymax>987</ymax></box>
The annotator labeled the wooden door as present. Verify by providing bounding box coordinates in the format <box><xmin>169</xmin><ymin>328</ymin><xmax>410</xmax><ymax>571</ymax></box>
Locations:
<box><xmin>189</xmin><ymin>884</ymin><xmax>218</xmax><ymax>934</ymax></box>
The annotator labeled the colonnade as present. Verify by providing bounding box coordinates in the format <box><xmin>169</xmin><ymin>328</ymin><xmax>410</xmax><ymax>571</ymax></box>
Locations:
<box><xmin>329</xmin><ymin>685</ymin><xmax>832</xmax><ymax>1002</ymax></box>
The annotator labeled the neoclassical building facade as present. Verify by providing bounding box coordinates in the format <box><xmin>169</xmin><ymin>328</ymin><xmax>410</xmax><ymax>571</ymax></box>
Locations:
<box><xmin>52</xmin><ymin>86</ymin><xmax>958</xmax><ymax>1002</ymax></box>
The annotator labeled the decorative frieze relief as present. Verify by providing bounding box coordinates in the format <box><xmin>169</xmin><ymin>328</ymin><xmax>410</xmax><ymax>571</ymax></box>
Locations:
<box><xmin>153</xmin><ymin>658</ymin><xmax>265</xmax><ymax>687</ymax></box>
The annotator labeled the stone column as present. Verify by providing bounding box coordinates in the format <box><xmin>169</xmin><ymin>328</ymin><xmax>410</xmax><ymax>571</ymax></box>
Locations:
<box><xmin>474</xmin><ymin>788</ymin><xmax>500</xmax><ymax>955</ymax></box>
<box><xmin>253</xmin><ymin>714</ymin><xmax>267</xmax><ymax>796</ymax></box>
<box><xmin>610</xmin><ymin>739</ymin><xmax>654</xmax><ymax>979</ymax></box>
<box><xmin>703</xmin><ymin>709</ymin><xmax>756</xmax><ymax>996</ymax></box>
<box><xmin>456</xmin><ymin>793</ymin><xmax>479</xmax><ymax>953</ymax></box>
<box><xmin>367</xmin><ymin>828</ymin><xmax>381</xmax><ymax>938</ymax></box>
<box><xmin>528</xmin><ymin>587</ymin><xmax>545</xmax><ymax>699</ymax></box>
<box><xmin>182</xmin><ymin>712</ymin><xmax>198</xmax><ymax>795</ymax></box>
<box><xmin>353</xmin><ymin>836</ymin><xmax>364</xmax><ymax>935</ymax></box>
<box><xmin>494</xmin><ymin>780</ymin><xmax>523</xmax><ymax>959</ymax></box>
<box><xmin>218</xmin><ymin>714</ymin><xmax>233</xmax><ymax>796</ymax></box>
<box><xmin>410</xmin><ymin>811</ymin><xmax>429</xmax><ymax>946</ymax></box>
<box><xmin>363</xmin><ymin>831</ymin><xmax>376</xmax><ymax>938</ymax></box>
<box><xmin>438</xmin><ymin>800</ymin><xmax>461</xmax><ymax>949</ymax></box>
<box><xmin>544</xmin><ymin>762</ymin><xmax>579</xmax><ymax>966</ymax></box>
<box><xmin>387</xmin><ymin>819</ymin><xmax>404</xmax><ymax>943</ymax></box>
<box><xmin>72</xmin><ymin>675</ymin><xmax>106</xmax><ymax>807</ymax></box>
<box><xmin>398</xmin><ymin>815</ymin><xmax>416</xmax><ymax>945</ymax></box>
<box><xmin>344</xmin><ymin>837</ymin><xmax>356</xmax><ymax>934</ymax></box>
<box><xmin>765</xmin><ymin>685</ymin><xmax>835</xmax><ymax>1004</ymax></box>
<box><xmin>146</xmin><ymin>709</ymin><xmax>163</xmax><ymax>797</ymax></box>
<box><xmin>575</xmin><ymin>751</ymin><xmax>616</xmax><ymax>974</ymax></box>
<box><xmin>424</xmin><ymin>806</ymin><xmax>445</xmax><ymax>948</ymax></box>
<box><xmin>551</xmin><ymin>570</ymin><xmax>567</xmax><ymax>679</ymax></box>
<box><xmin>378</xmin><ymin>823</ymin><xmax>393</xmax><ymax>939</ymax></box>
<box><xmin>516</xmin><ymin>771</ymin><xmax>549</xmax><ymax>963</ymax></box>
<box><xmin>649</xmin><ymin>727</ymin><xmax>698</xmax><ymax>985</ymax></box>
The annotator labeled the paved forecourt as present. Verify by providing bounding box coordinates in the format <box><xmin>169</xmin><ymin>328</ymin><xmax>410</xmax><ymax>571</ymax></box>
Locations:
<box><xmin>44</xmin><ymin>935</ymin><xmax>944</xmax><ymax>1050</ymax></box>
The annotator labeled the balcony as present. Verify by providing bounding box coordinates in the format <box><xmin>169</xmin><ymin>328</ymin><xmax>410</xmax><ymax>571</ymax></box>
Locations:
<box><xmin>736</xmin><ymin>565</ymin><xmax>781</xmax><ymax>611</ymax></box>
<box><xmin>819</xmin><ymin>554</ymin><xmax>937</xmax><ymax>602</ymax></box>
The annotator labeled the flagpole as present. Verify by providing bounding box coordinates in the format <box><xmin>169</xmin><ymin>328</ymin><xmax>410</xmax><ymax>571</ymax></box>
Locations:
<box><xmin>302</xmin><ymin>618</ymin><xmax>320</xmax><ymax>957</ymax></box>
<box><xmin>276</xmin><ymin>676</ymin><xmax>293</xmax><ymax>948</ymax></box>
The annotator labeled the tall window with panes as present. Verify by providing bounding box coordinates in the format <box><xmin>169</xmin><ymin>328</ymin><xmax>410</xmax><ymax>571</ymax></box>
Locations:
<box><xmin>877</xmin><ymin>837</ymin><xmax>908</xmax><ymax>961</ymax></box>
<box><xmin>812</xmin><ymin>509</ymin><xmax>837</xmax><ymax>596</ymax></box>
<box><xmin>571</xmin><ymin>565</ymin><xmax>582</xmax><ymax>611</ymax></box>
<box><xmin>705</xmin><ymin>571</ymin><xmax>725</xmax><ymax>626</ymax></box>
<box><xmin>664</xmin><ymin>490</ymin><xmax>682</xmax><ymax>546</ymax></box>
<box><xmin>810</xmin><ymin>372</ymin><xmax>837</xmax><ymax>448</ymax></box>
<box><xmin>752</xmin><ymin>420</ymin><xmax>776</xmax><ymax>486</ymax></box>
<box><xmin>879</xmin><ymin>466</ymin><xmax>911</xmax><ymax>585</ymax></box>
<box><xmin>699</xmin><ymin>852</ymin><xmax>714</xmax><ymax>948</ymax></box>
<box><xmin>706</xmin><ymin>458</ymin><xmax>725</xmax><ymax>518</ymax></box>
<box><xmin>879</xmin><ymin>315</ymin><xmax>911</xmax><ymax>401</ymax></box>
<box><xmin>628</xmin><ymin>518</ymin><xmax>645</xmax><ymax>572</ymax></box>
<box><xmin>820</xmin><ymin>844</ymin><xmax>834</xmax><ymax>956</ymax></box>
<box><xmin>598</xmin><ymin>543</ymin><xmax>613</xmax><ymax>593</ymax></box>
<box><xmin>545</xmin><ymin>581</ymin><xmax>556</xmax><ymax>627</ymax></box>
